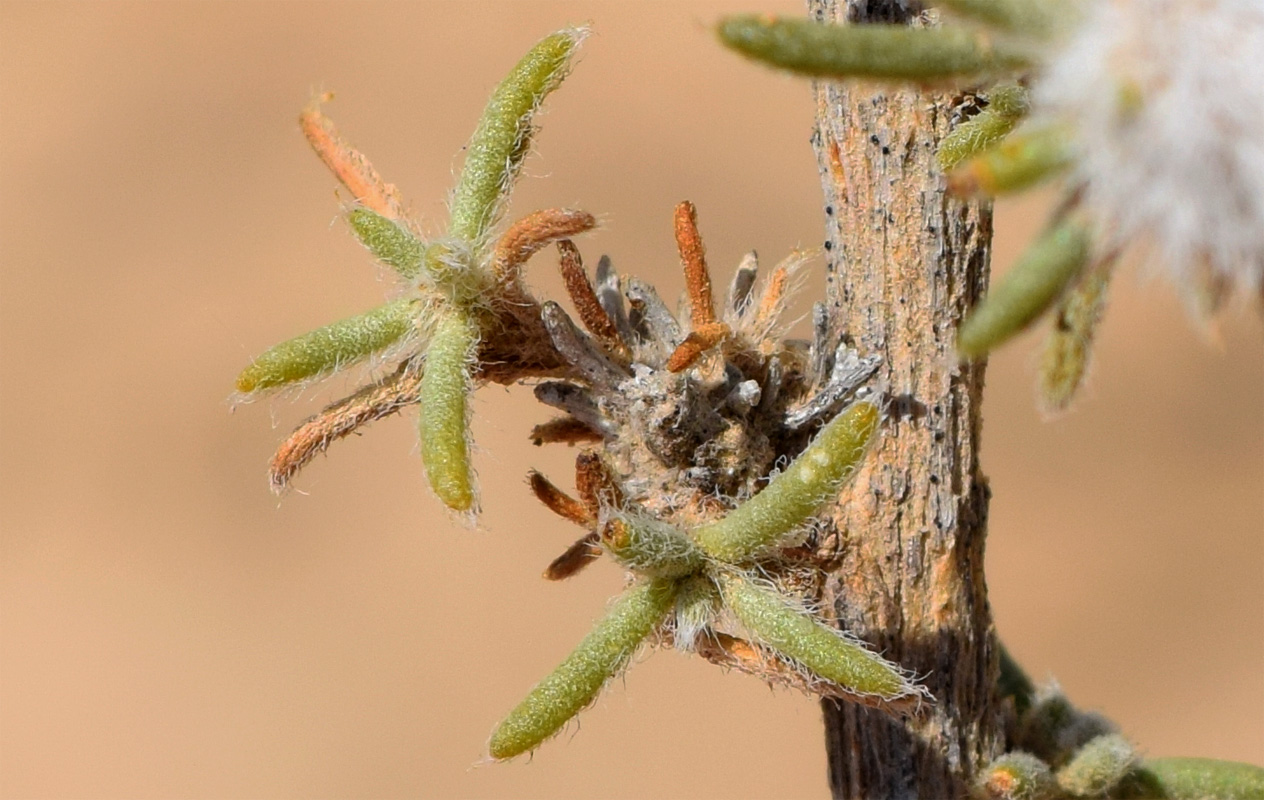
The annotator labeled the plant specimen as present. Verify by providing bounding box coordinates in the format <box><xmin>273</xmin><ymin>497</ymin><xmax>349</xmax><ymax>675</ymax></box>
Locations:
<box><xmin>235</xmin><ymin>24</ymin><xmax>929</xmax><ymax>764</ymax></box>
<box><xmin>234</xmin><ymin>4</ymin><xmax>1264</xmax><ymax>798</ymax></box>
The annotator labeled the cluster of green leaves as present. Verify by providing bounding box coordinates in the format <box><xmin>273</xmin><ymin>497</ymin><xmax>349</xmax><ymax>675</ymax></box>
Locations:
<box><xmin>489</xmin><ymin>399</ymin><xmax>928</xmax><ymax>760</ymax></box>
<box><xmin>718</xmin><ymin>0</ymin><xmax>1108</xmax><ymax>413</ymax></box>
<box><xmin>236</xmin><ymin>28</ymin><xmax>588</xmax><ymax>512</ymax></box>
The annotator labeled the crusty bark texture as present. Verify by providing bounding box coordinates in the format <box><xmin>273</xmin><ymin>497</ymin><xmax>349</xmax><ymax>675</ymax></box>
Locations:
<box><xmin>808</xmin><ymin>1</ymin><xmax>1004</xmax><ymax>796</ymax></box>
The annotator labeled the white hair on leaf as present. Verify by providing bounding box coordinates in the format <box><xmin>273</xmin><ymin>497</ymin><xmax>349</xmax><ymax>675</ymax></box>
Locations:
<box><xmin>1037</xmin><ymin>0</ymin><xmax>1264</xmax><ymax>309</ymax></box>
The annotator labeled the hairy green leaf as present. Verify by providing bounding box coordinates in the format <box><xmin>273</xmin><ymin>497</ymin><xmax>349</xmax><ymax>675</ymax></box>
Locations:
<box><xmin>236</xmin><ymin>297</ymin><xmax>418</xmax><ymax>394</ymax></box>
<box><xmin>958</xmin><ymin>219</ymin><xmax>1091</xmax><ymax>359</ymax></box>
<box><xmin>488</xmin><ymin>578</ymin><xmax>677</xmax><ymax>760</ymax></box>
<box><xmin>694</xmin><ymin>400</ymin><xmax>879</xmax><ymax>563</ymax></box>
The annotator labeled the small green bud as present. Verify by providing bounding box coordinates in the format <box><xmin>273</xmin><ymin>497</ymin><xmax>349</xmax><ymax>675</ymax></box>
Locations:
<box><xmin>1055</xmin><ymin>734</ymin><xmax>1138</xmax><ymax>797</ymax></box>
<box><xmin>236</xmin><ymin>297</ymin><xmax>418</xmax><ymax>394</ymax></box>
<box><xmin>1038</xmin><ymin>258</ymin><xmax>1114</xmax><ymax>414</ymax></box>
<box><xmin>718</xmin><ymin>572</ymin><xmax>918</xmax><ymax>701</ymax></box>
<box><xmin>693</xmin><ymin>400</ymin><xmax>879</xmax><ymax>564</ymax></box>
<box><xmin>949</xmin><ymin>125</ymin><xmax>1073</xmax><ymax>195</ymax></box>
<box><xmin>419</xmin><ymin>311</ymin><xmax>479</xmax><ymax>512</ymax></box>
<box><xmin>449</xmin><ymin>27</ymin><xmax>587</xmax><ymax>247</ymax></box>
<box><xmin>347</xmin><ymin>207</ymin><xmax>425</xmax><ymax>279</ymax></box>
<box><xmin>958</xmin><ymin>219</ymin><xmax>1091</xmax><ymax>360</ymax></box>
<box><xmin>1116</xmin><ymin>757</ymin><xmax>1264</xmax><ymax>800</ymax></box>
<box><xmin>717</xmin><ymin>16</ymin><xmax>1029</xmax><ymax>82</ymax></box>
<box><xmin>601</xmin><ymin>511</ymin><xmax>704</xmax><ymax>579</ymax></box>
<box><xmin>974</xmin><ymin>752</ymin><xmax>1057</xmax><ymax>800</ymax></box>
<box><xmin>938</xmin><ymin>84</ymin><xmax>1029</xmax><ymax>171</ymax></box>
<box><xmin>488</xmin><ymin>578</ymin><xmax>677</xmax><ymax>760</ymax></box>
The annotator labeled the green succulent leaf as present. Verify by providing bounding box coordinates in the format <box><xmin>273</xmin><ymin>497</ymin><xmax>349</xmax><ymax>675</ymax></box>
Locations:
<box><xmin>958</xmin><ymin>218</ymin><xmax>1091</xmax><ymax>359</ymax></box>
<box><xmin>937</xmin><ymin>83</ymin><xmax>1029</xmax><ymax>171</ymax></box>
<box><xmin>1116</xmin><ymin>757</ymin><xmax>1264</xmax><ymax>800</ymax></box>
<box><xmin>488</xmin><ymin>578</ymin><xmax>677</xmax><ymax>761</ymax></box>
<box><xmin>717</xmin><ymin>16</ymin><xmax>1029</xmax><ymax>82</ymax></box>
<box><xmin>693</xmin><ymin>400</ymin><xmax>879</xmax><ymax>564</ymax></box>
<box><xmin>448</xmin><ymin>26</ymin><xmax>588</xmax><ymax>248</ymax></box>
<box><xmin>419</xmin><ymin>311</ymin><xmax>479</xmax><ymax>512</ymax></box>
<box><xmin>718</xmin><ymin>572</ymin><xmax>918</xmax><ymax>701</ymax></box>
<box><xmin>347</xmin><ymin>207</ymin><xmax>425</xmax><ymax>279</ymax></box>
<box><xmin>236</xmin><ymin>297</ymin><xmax>419</xmax><ymax>395</ymax></box>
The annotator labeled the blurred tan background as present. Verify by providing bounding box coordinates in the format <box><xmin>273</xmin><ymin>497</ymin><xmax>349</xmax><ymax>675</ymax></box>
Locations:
<box><xmin>1</xmin><ymin>3</ymin><xmax>1260</xmax><ymax>798</ymax></box>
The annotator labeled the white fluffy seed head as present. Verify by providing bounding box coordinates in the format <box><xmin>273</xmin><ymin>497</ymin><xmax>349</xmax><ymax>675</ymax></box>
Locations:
<box><xmin>1037</xmin><ymin>0</ymin><xmax>1264</xmax><ymax>309</ymax></box>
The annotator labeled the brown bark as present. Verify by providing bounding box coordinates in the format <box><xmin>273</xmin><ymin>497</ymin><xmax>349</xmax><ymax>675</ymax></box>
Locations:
<box><xmin>808</xmin><ymin>1</ymin><xmax>1004</xmax><ymax>797</ymax></box>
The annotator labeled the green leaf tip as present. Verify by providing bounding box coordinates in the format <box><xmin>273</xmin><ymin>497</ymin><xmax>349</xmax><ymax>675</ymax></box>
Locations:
<box><xmin>488</xmin><ymin>578</ymin><xmax>677</xmax><ymax>761</ymax></box>
<box><xmin>1117</xmin><ymin>757</ymin><xmax>1264</xmax><ymax>800</ymax></box>
<box><xmin>975</xmin><ymin>752</ymin><xmax>1057</xmax><ymax>800</ymax></box>
<box><xmin>601</xmin><ymin>511</ymin><xmax>704</xmax><ymax>579</ymax></box>
<box><xmin>937</xmin><ymin>83</ymin><xmax>1029</xmax><ymax>172</ymax></box>
<box><xmin>958</xmin><ymin>219</ymin><xmax>1091</xmax><ymax>360</ymax></box>
<box><xmin>717</xmin><ymin>16</ymin><xmax>1028</xmax><ymax>82</ymax></box>
<box><xmin>693</xmin><ymin>399</ymin><xmax>879</xmax><ymax>563</ymax></box>
<box><xmin>235</xmin><ymin>297</ymin><xmax>418</xmax><ymax>395</ymax></box>
<box><xmin>718</xmin><ymin>572</ymin><xmax>920</xmax><ymax>702</ymax></box>
<box><xmin>449</xmin><ymin>26</ymin><xmax>589</xmax><ymax>247</ymax></box>
<box><xmin>347</xmin><ymin>207</ymin><xmax>425</xmax><ymax>279</ymax></box>
<box><xmin>1055</xmin><ymin>733</ymin><xmax>1137</xmax><ymax>797</ymax></box>
<box><xmin>419</xmin><ymin>311</ymin><xmax>479</xmax><ymax>512</ymax></box>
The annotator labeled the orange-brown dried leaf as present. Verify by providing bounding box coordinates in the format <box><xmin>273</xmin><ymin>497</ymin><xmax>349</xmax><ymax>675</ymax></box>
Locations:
<box><xmin>557</xmin><ymin>240</ymin><xmax>623</xmax><ymax>348</ymax></box>
<box><xmin>543</xmin><ymin>532</ymin><xmax>601</xmax><ymax>581</ymax></box>
<box><xmin>529</xmin><ymin>417</ymin><xmax>603</xmax><ymax>446</ymax></box>
<box><xmin>299</xmin><ymin>93</ymin><xmax>405</xmax><ymax>219</ymax></box>
<box><xmin>666</xmin><ymin>322</ymin><xmax>731</xmax><ymax>372</ymax></box>
<box><xmin>574</xmin><ymin>450</ymin><xmax>623</xmax><ymax>516</ymax></box>
<box><xmin>675</xmin><ymin>201</ymin><xmax>716</xmax><ymax>327</ymax></box>
<box><xmin>269</xmin><ymin>362</ymin><xmax>422</xmax><ymax>493</ymax></box>
<box><xmin>492</xmin><ymin>208</ymin><xmax>596</xmax><ymax>281</ymax></box>
<box><xmin>528</xmin><ymin>470</ymin><xmax>593</xmax><ymax>527</ymax></box>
